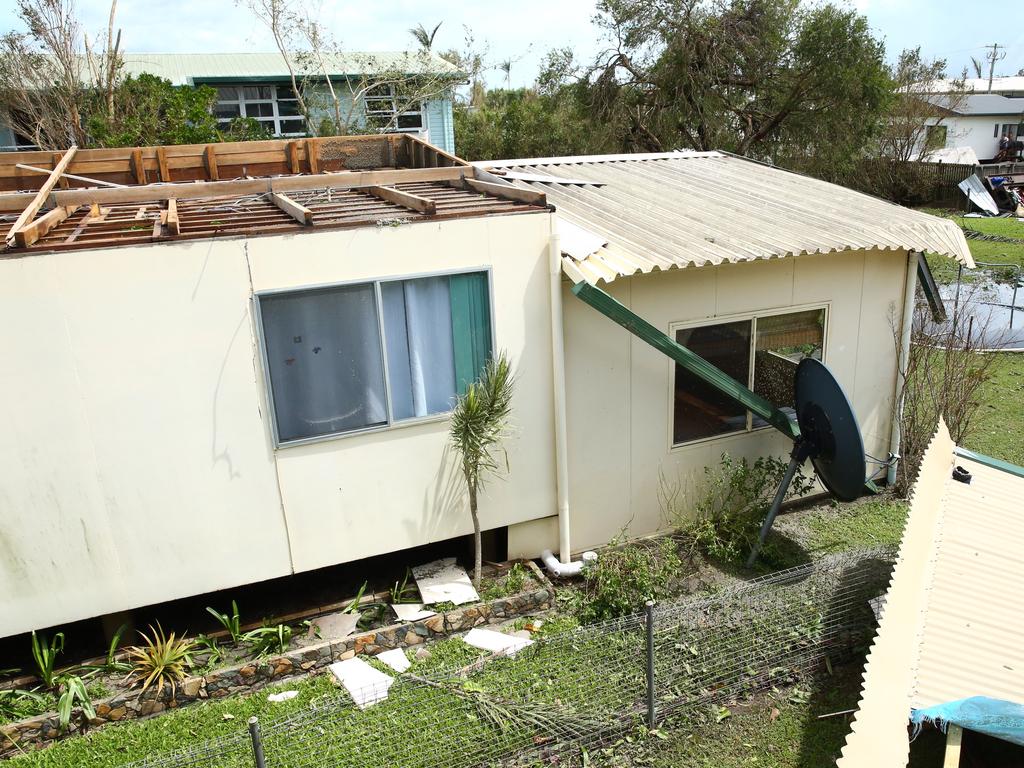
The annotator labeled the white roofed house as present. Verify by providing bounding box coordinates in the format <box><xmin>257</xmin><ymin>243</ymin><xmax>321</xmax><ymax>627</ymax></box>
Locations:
<box><xmin>0</xmin><ymin>139</ymin><xmax>970</xmax><ymax>642</ymax></box>
<box><xmin>919</xmin><ymin>78</ymin><xmax>1024</xmax><ymax>162</ymax></box>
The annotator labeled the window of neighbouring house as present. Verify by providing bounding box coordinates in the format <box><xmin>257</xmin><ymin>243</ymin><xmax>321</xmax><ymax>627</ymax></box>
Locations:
<box><xmin>213</xmin><ymin>84</ymin><xmax>305</xmax><ymax>137</ymax></box>
<box><xmin>258</xmin><ymin>271</ymin><xmax>492</xmax><ymax>445</ymax></box>
<box><xmin>363</xmin><ymin>84</ymin><xmax>424</xmax><ymax>131</ymax></box>
<box><xmin>672</xmin><ymin>307</ymin><xmax>826</xmax><ymax>445</ymax></box>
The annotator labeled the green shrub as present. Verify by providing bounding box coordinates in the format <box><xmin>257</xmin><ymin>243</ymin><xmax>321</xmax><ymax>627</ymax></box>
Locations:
<box><xmin>206</xmin><ymin>601</ymin><xmax>243</xmax><ymax>644</ymax></box>
<box><xmin>685</xmin><ymin>453</ymin><xmax>814</xmax><ymax>567</ymax></box>
<box><xmin>56</xmin><ymin>675</ymin><xmax>94</xmax><ymax>733</ymax></box>
<box><xmin>579</xmin><ymin>537</ymin><xmax>683</xmax><ymax>622</ymax></box>
<box><xmin>243</xmin><ymin>624</ymin><xmax>292</xmax><ymax>657</ymax></box>
<box><xmin>30</xmin><ymin>631</ymin><xmax>64</xmax><ymax>689</ymax></box>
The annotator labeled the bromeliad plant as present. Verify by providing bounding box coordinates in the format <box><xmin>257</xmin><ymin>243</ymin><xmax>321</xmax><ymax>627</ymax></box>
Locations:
<box><xmin>30</xmin><ymin>631</ymin><xmax>64</xmax><ymax>689</ymax></box>
<box><xmin>125</xmin><ymin>624</ymin><xmax>195</xmax><ymax>697</ymax></box>
<box><xmin>449</xmin><ymin>353</ymin><xmax>515</xmax><ymax>588</ymax></box>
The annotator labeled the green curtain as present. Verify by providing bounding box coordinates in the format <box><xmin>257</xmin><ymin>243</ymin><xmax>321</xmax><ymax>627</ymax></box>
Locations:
<box><xmin>449</xmin><ymin>272</ymin><xmax>492</xmax><ymax>394</ymax></box>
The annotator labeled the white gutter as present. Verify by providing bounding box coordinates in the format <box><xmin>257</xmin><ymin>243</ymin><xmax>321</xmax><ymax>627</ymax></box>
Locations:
<box><xmin>549</xmin><ymin>230</ymin><xmax>573</xmax><ymax>564</ymax></box>
<box><xmin>888</xmin><ymin>251</ymin><xmax>918</xmax><ymax>486</ymax></box>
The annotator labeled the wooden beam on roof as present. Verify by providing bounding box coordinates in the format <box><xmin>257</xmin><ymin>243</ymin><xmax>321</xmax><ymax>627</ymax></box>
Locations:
<box><xmin>15</xmin><ymin>163</ymin><xmax>125</xmax><ymax>188</ymax></box>
<box><xmin>455</xmin><ymin>176</ymin><xmax>547</xmax><ymax>206</ymax></box>
<box><xmin>204</xmin><ymin>145</ymin><xmax>219</xmax><ymax>181</ymax></box>
<box><xmin>166</xmin><ymin>199</ymin><xmax>180</xmax><ymax>235</ymax></box>
<box><xmin>1</xmin><ymin>166</ymin><xmax>466</xmax><ymax>210</ymax></box>
<box><xmin>156</xmin><ymin>147</ymin><xmax>170</xmax><ymax>182</ymax></box>
<box><xmin>306</xmin><ymin>139</ymin><xmax>319</xmax><ymax>174</ymax></box>
<box><xmin>4</xmin><ymin>145</ymin><xmax>77</xmax><ymax>247</ymax></box>
<box><xmin>53</xmin><ymin>154</ymin><xmax>69</xmax><ymax>189</ymax></box>
<box><xmin>270</xmin><ymin>192</ymin><xmax>313</xmax><ymax>225</ymax></box>
<box><xmin>130</xmin><ymin>149</ymin><xmax>146</xmax><ymax>184</ymax></box>
<box><xmin>13</xmin><ymin>204</ymin><xmax>80</xmax><ymax>247</ymax></box>
<box><xmin>367</xmin><ymin>185</ymin><xmax>437</xmax><ymax>215</ymax></box>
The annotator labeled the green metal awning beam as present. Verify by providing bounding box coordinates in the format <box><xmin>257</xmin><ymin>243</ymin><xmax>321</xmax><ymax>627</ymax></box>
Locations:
<box><xmin>571</xmin><ymin>280</ymin><xmax>800</xmax><ymax>441</ymax></box>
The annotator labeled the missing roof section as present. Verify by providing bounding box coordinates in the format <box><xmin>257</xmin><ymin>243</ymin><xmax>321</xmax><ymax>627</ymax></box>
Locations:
<box><xmin>0</xmin><ymin>134</ymin><xmax>550</xmax><ymax>254</ymax></box>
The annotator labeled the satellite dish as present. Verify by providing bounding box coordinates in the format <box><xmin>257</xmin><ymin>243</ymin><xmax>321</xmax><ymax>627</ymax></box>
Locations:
<box><xmin>746</xmin><ymin>358</ymin><xmax>866</xmax><ymax>567</ymax></box>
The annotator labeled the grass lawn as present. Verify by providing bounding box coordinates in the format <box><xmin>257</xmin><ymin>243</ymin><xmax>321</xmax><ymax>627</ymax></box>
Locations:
<box><xmin>963</xmin><ymin>352</ymin><xmax>1024</xmax><ymax>465</ymax></box>
<box><xmin>919</xmin><ymin>207</ymin><xmax>1024</xmax><ymax>282</ymax></box>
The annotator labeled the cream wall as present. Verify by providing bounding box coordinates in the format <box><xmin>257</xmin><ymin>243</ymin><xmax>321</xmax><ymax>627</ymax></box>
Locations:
<box><xmin>245</xmin><ymin>215</ymin><xmax>557</xmax><ymax>573</ymax></box>
<box><xmin>509</xmin><ymin>249</ymin><xmax>908</xmax><ymax>557</ymax></box>
<box><xmin>0</xmin><ymin>211</ymin><xmax>556</xmax><ymax>637</ymax></box>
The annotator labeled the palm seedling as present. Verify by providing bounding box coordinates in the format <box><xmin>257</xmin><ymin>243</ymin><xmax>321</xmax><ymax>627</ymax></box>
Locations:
<box><xmin>449</xmin><ymin>353</ymin><xmax>515</xmax><ymax>588</ymax></box>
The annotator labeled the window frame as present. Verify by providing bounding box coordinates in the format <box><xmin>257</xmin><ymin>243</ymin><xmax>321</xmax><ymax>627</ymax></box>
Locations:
<box><xmin>667</xmin><ymin>302</ymin><xmax>829</xmax><ymax>451</ymax></box>
<box><xmin>213</xmin><ymin>83</ymin><xmax>304</xmax><ymax>137</ymax></box>
<box><xmin>254</xmin><ymin>267</ymin><xmax>496</xmax><ymax>449</ymax></box>
<box><xmin>362</xmin><ymin>84</ymin><xmax>424</xmax><ymax>131</ymax></box>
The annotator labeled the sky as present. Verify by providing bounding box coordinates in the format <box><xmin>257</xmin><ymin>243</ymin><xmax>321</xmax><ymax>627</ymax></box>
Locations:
<box><xmin>0</xmin><ymin>0</ymin><xmax>1022</xmax><ymax>89</ymax></box>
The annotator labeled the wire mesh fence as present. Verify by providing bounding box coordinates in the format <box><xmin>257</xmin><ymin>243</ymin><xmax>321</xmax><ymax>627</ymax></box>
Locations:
<box><xmin>124</xmin><ymin>547</ymin><xmax>894</xmax><ymax>768</ymax></box>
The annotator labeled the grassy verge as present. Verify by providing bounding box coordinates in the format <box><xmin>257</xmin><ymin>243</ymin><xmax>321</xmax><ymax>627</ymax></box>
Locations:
<box><xmin>919</xmin><ymin>207</ymin><xmax>1024</xmax><ymax>282</ymax></box>
<box><xmin>963</xmin><ymin>352</ymin><xmax>1024</xmax><ymax>465</ymax></box>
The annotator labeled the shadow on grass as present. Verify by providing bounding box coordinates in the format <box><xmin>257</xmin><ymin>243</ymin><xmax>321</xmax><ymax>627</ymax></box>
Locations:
<box><xmin>702</xmin><ymin>529</ymin><xmax>813</xmax><ymax>581</ymax></box>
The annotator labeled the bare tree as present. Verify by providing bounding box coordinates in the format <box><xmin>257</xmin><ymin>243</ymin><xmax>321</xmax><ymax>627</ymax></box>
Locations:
<box><xmin>0</xmin><ymin>0</ymin><xmax>121</xmax><ymax>150</ymax></box>
<box><xmin>892</xmin><ymin>284</ymin><xmax>1002</xmax><ymax>497</ymax></box>
<box><xmin>241</xmin><ymin>0</ymin><xmax>310</xmax><ymax>127</ymax></box>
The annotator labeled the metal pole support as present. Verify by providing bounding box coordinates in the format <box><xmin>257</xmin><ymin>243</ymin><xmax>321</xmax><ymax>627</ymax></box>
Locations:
<box><xmin>248</xmin><ymin>716</ymin><xmax>267</xmax><ymax>768</ymax></box>
<box><xmin>645</xmin><ymin>600</ymin><xmax>656</xmax><ymax>729</ymax></box>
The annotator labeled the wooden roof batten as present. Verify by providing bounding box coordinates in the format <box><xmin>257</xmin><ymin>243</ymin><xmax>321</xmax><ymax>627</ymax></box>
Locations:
<box><xmin>0</xmin><ymin>135</ymin><xmax>548</xmax><ymax>253</ymax></box>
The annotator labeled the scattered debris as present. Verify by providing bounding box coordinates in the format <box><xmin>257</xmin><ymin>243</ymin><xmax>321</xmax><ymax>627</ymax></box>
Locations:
<box><xmin>377</xmin><ymin>648</ymin><xmax>412</xmax><ymax>673</ymax></box>
<box><xmin>959</xmin><ymin>175</ymin><xmax>999</xmax><ymax>216</ymax></box>
<box><xmin>412</xmin><ymin>558</ymin><xmax>479</xmax><ymax>606</ymax></box>
<box><xmin>311</xmin><ymin>612</ymin><xmax>360</xmax><ymax>640</ymax></box>
<box><xmin>328</xmin><ymin>657</ymin><xmax>394</xmax><ymax>709</ymax></box>
<box><xmin>222</xmin><ymin>713</ymin><xmax>234</xmax><ymax>721</ymax></box>
<box><xmin>392</xmin><ymin>603</ymin><xmax>436</xmax><ymax>623</ymax></box>
<box><xmin>414</xmin><ymin>647</ymin><xmax>431</xmax><ymax>661</ymax></box>
<box><xmin>462</xmin><ymin>628</ymin><xmax>533</xmax><ymax>657</ymax></box>
<box><xmin>267</xmin><ymin>690</ymin><xmax>299</xmax><ymax>703</ymax></box>
<box><xmin>869</xmin><ymin>595</ymin><xmax>886</xmax><ymax>621</ymax></box>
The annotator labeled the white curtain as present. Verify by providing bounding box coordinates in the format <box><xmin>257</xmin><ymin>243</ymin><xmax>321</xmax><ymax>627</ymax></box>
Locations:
<box><xmin>382</xmin><ymin>277</ymin><xmax>456</xmax><ymax>420</ymax></box>
<box><xmin>260</xmin><ymin>284</ymin><xmax>387</xmax><ymax>442</ymax></box>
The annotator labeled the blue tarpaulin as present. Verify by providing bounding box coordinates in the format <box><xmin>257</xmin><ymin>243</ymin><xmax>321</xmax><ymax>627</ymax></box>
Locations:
<box><xmin>911</xmin><ymin>697</ymin><xmax>1024</xmax><ymax>747</ymax></box>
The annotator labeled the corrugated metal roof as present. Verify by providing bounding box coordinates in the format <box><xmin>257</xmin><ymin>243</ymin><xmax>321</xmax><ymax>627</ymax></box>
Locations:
<box><xmin>839</xmin><ymin>421</ymin><xmax>1024</xmax><ymax>767</ymax></box>
<box><xmin>478</xmin><ymin>152</ymin><xmax>974</xmax><ymax>284</ymax></box>
<box><xmin>119</xmin><ymin>52</ymin><xmax>461</xmax><ymax>86</ymax></box>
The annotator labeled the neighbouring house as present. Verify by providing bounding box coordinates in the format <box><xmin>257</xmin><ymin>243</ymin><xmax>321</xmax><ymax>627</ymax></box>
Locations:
<box><xmin>838</xmin><ymin>420</ymin><xmax>1024</xmax><ymax>767</ymax></box>
<box><xmin>0</xmin><ymin>138</ymin><xmax>971</xmax><ymax>639</ymax></box>
<box><xmin>921</xmin><ymin>77</ymin><xmax>1024</xmax><ymax>162</ymax></box>
<box><xmin>0</xmin><ymin>51</ymin><xmax>461</xmax><ymax>154</ymax></box>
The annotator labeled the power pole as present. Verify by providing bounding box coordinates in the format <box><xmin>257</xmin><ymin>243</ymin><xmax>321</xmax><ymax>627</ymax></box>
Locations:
<box><xmin>984</xmin><ymin>43</ymin><xmax>1007</xmax><ymax>92</ymax></box>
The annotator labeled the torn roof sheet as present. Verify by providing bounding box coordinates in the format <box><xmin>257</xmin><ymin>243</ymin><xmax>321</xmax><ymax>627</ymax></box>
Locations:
<box><xmin>838</xmin><ymin>421</ymin><xmax>1024</xmax><ymax>767</ymax></box>
<box><xmin>479</xmin><ymin>152</ymin><xmax>974</xmax><ymax>285</ymax></box>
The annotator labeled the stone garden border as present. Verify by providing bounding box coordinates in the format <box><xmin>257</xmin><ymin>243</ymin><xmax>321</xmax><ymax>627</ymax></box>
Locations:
<box><xmin>1</xmin><ymin>569</ymin><xmax>553</xmax><ymax>757</ymax></box>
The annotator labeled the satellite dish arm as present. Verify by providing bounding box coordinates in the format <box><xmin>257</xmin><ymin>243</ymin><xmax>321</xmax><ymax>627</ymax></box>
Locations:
<box><xmin>571</xmin><ymin>280</ymin><xmax>799</xmax><ymax>441</ymax></box>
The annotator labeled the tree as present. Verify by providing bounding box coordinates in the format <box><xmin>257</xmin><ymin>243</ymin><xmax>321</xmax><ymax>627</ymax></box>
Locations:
<box><xmin>448</xmin><ymin>354</ymin><xmax>515</xmax><ymax>589</ymax></box>
<box><xmin>410</xmin><ymin>22</ymin><xmax>443</xmax><ymax>51</ymax></box>
<box><xmin>584</xmin><ymin>0</ymin><xmax>891</xmax><ymax>176</ymax></box>
<box><xmin>86</xmin><ymin>74</ymin><xmax>268</xmax><ymax>147</ymax></box>
<box><xmin>245</xmin><ymin>0</ymin><xmax>460</xmax><ymax>137</ymax></box>
<box><xmin>0</xmin><ymin>0</ymin><xmax>120</xmax><ymax>149</ymax></box>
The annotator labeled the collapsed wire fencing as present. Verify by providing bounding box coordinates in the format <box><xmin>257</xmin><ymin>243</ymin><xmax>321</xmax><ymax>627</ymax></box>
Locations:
<box><xmin>125</xmin><ymin>548</ymin><xmax>895</xmax><ymax>768</ymax></box>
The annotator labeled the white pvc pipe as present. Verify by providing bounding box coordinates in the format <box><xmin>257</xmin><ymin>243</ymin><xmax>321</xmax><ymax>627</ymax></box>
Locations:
<box><xmin>541</xmin><ymin>549</ymin><xmax>597</xmax><ymax>578</ymax></box>
<box><xmin>548</xmin><ymin>230</ymin><xmax>573</xmax><ymax>564</ymax></box>
<box><xmin>888</xmin><ymin>251</ymin><xmax>918</xmax><ymax>486</ymax></box>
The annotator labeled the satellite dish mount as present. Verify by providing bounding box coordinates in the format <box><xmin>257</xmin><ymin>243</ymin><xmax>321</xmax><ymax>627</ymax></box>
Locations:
<box><xmin>746</xmin><ymin>358</ymin><xmax>865</xmax><ymax>567</ymax></box>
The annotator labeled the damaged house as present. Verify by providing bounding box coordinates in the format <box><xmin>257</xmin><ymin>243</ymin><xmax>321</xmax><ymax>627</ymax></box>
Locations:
<box><xmin>0</xmin><ymin>137</ymin><xmax>971</xmax><ymax>638</ymax></box>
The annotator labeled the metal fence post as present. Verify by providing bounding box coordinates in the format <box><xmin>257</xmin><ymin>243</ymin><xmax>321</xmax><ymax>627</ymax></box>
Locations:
<box><xmin>645</xmin><ymin>600</ymin><xmax>656</xmax><ymax>729</ymax></box>
<box><xmin>248</xmin><ymin>716</ymin><xmax>267</xmax><ymax>768</ymax></box>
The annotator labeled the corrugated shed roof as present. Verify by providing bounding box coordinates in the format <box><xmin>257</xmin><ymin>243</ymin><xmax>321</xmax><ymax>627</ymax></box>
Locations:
<box><xmin>479</xmin><ymin>152</ymin><xmax>974</xmax><ymax>284</ymax></box>
<box><xmin>119</xmin><ymin>52</ymin><xmax>461</xmax><ymax>86</ymax></box>
<box><xmin>838</xmin><ymin>421</ymin><xmax>1024</xmax><ymax>767</ymax></box>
